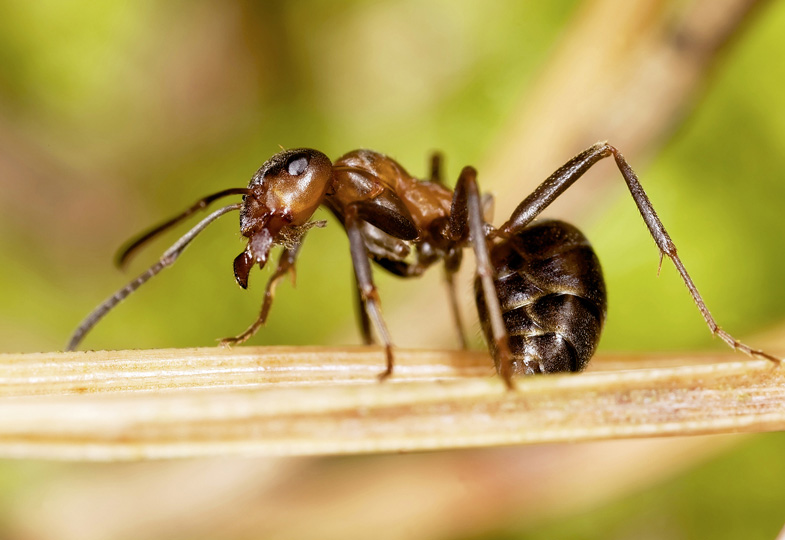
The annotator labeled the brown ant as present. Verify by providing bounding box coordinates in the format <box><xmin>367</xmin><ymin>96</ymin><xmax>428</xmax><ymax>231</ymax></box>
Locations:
<box><xmin>67</xmin><ymin>143</ymin><xmax>780</xmax><ymax>388</ymax></box>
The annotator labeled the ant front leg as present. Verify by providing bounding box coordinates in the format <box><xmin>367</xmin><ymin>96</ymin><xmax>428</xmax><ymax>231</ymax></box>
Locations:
<box><xmin>344</xmin><ymin>205</ymin><xmax>396</xmax><ymax>380</ymax></box>
<box><xmin>450</xmin><ymin>166</ymin><xmax>515</xmax><ymax>389</ymax></box>
<box><xmin>221</xmin><ymin>244</ymin><xmax>302</xmax><ymax>347</ymax></box>
<box><xmin>502</xmin><ymin>142</ymin><xmax>780</xmax><ymax>364</ymax></box>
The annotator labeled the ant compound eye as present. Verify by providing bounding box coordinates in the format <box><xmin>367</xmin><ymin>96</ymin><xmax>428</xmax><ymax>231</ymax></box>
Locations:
<box><xmin>287</xmin><ymin>155</ymin><xmax>308</xmax><ymax>176</ymax></box>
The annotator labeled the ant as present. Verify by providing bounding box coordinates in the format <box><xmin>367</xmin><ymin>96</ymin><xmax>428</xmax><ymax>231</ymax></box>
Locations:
<box><xmin>67</xmin><ymin>143</ymin><xmax>780</xmax><ymax>388</ymax></box>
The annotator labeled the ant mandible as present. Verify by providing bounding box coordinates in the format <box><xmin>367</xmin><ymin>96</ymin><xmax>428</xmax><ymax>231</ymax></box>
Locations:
<box><xmin>66</xmin><ymin>143</ymin><xmax>780</xmax><ymax>388</ymax></box>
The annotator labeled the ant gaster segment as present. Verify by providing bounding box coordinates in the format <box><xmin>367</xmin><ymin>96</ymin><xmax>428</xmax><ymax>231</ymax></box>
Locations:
<box><xmin>67</xmin><ymin>143</ymin><xmax>780</xmax><ymax>388</ymax></box>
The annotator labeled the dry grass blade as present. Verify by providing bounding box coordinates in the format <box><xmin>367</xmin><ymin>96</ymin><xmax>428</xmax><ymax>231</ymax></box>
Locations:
<box><xmin>0</xmin><ymin>347</ymin><xmax>783</xmax><ymax>461</ymax></box>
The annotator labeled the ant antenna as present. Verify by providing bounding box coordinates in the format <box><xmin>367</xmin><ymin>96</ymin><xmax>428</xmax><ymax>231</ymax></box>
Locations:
<box><xmin>67</xmin><ymin>203</ymin><xmax>242</xmax><ymax>351</ymax></box>
<box><xmin>116</xmin><ymin>188</ymin><xmax>252</xmax><ymax>269</ymax></box>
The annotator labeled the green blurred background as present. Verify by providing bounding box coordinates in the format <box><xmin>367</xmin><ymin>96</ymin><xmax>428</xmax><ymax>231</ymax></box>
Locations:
<box><xmin>1</xmin><ymin>0</ymin><xmax>785</xmax><ymax>538</ymax></box>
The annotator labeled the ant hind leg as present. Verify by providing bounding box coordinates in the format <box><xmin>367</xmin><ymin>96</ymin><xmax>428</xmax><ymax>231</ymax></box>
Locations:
<box><xmin>502</xmin><ymin>142</ymin><xmax>781</xmax><ymax>365</ymax></box>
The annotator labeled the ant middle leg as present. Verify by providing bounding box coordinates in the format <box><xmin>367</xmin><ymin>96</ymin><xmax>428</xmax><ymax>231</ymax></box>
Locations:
<box><xmin>429</xmin><ymin>152</ymin><xmax>445</xmax><ymax>184</ymax></box>
<box><xmin>353</xmin><ymin>269</ymin><xmax>375</xmax><ymax>346</ymax></box>
<box><xmin>355</xmin><ymin>238</ymin><xmax>469</xmax><ymax>351</ymax></box>
<box><xmin>444</xmin><ymin>247</ymin><xmax>468</xmax><ymax>350</ymax></box>
<box><xmin>502</xmin><ymin>142</ymin><xmax>780</xmax><ymax>364</ymax></box>
<box><xmin>352</xmin><ymin>260</ymin><xmax>470</xmax><ymax>349</ymax></box>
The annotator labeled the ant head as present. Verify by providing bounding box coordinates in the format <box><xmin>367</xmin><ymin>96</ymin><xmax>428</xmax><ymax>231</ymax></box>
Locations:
<box><xmin>234</xmin><ymin>148</ymin><xmax>333</xmax><ymax>288</ymax></box>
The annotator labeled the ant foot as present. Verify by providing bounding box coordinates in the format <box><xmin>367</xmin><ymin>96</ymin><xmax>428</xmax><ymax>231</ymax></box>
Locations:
<box><xmin>377</xmin><ymin>367</ymin><xmax>393</xmax><ymax>382</ymax></box>
<box><xmin>377</xmin><ymin>345</ymin><xmax>394</xmax><ymax>382</ymax></box>
<box><xmin>218</xmin><ymin>335</ymin><xmax>247</xmax><ymax>348</ymax></box>
<box><xmin>714</xmin><ymin>328</ymin><xmax>781</xmax><ymax>365</ymax></box>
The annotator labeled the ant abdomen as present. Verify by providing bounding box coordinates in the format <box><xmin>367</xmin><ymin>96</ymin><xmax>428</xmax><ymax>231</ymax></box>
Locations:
<box><xmin>476</xmin><ymin>220</ymin><xmax>607</xmax><ymax>375</ymax></box>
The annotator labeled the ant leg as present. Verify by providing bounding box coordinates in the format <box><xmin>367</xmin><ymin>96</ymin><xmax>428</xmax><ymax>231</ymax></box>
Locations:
<box><xmin>221</xmin><ymin>244</ymin><xmax>301</xmax><ymax>346</ymax></box>
<box><xmin>444</xmin><ymin>248</ymin><xmax>468</xmax><ymax>349</ymax></box>
<box><xmin>353</xmin><ymin>269</ymin><xmax>375</xmax><ymax>345</ymax></box>
<box><xmin>429</xmin><ymin>152</ymin><xmax>444</xmax><ymax>184</ymax></box>
<box><xmin>345</xmin><ymin>205</ymin><xmax>396</xmax><ymax>380</ymax></box>
<box><xmin>502</xmin><ymin>142</ymin><xmax>779</xmax><ymax>364</ymax></box>
<box><xmin>115</xmin><ymin>188</ymin><xmax>252</xmax><ymax>269</ymax></box>
<box><xmin>67</xmin><ymin>203</ymin><xmax>241</xmax><ymax>351</ymax></box>
<box><xmin>451</xmin><ymin>167</ymin><xmax>515</xmax><ymax>389</ymax></box>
